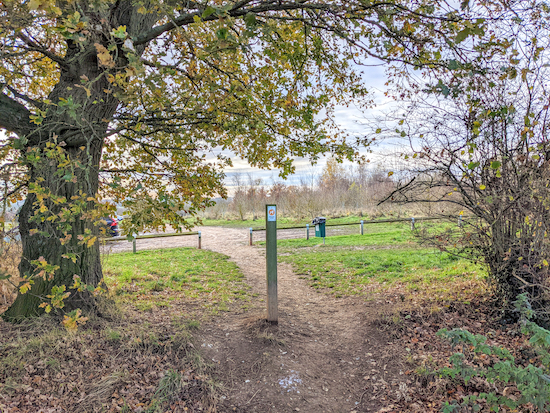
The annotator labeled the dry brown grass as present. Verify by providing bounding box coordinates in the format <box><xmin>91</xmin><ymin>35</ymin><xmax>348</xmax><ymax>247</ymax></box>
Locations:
<box><xmin>0</xmin><ymin>232</ymin><xmax>21</xmax><ymax>311</ymax></box>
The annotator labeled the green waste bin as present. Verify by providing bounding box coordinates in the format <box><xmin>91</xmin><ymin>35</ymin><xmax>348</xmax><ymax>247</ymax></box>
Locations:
<box><xmin>312</xmin><ymin>217</ymin><xmax>326</xmax><ymax>238</ymax></box>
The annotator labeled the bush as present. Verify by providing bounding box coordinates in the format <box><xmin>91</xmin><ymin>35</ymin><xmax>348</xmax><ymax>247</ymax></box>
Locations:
<box><xmin>437</xmin><ymin>294</ymin><xmax>550</xmax><ymax>412</ymax></box>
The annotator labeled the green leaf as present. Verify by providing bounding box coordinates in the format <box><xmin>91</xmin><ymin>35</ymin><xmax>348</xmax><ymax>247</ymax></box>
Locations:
<box><xmin>111</xmin><ymin>25</ymin><xmax>127</xmax><ymax>39</ymax></box>
<box><xmin>216</xmin><ymin>28</ymin><xmax>228</xmax><ymax>40</ymax></box>
<box><xmin>202</xmin><ymin>6</ymin><xmax>216</xmax><ymax>19</ymax></box>
<box><xmin>437</xmin><ymin>79</ymin><xmax>450</xmax><ymax>97</ymax></box>
<box><xmin>244</xmin><ymin>12</ymin><xmax>257</xmax><ymax>27</ymax></box>
<box><xmin>490</xmin><ymin>161</ymin><xmax>501</xmax><ymax>169</ymax></box>
<box><xmin>448</xmin><ymin>59</ymin><xmax>459</xmax><ymax>70</ymax></box>
<box><xmin>455</xmin><ymin>28</ymin><xmax>470</xmax><ymax>44</ymax></box>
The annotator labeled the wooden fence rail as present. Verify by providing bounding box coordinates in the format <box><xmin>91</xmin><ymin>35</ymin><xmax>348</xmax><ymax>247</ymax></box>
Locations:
<box><xmin>102</xmin><ymin>231</ymin><xmax>200</xmax><ymax>254</ymax></box>
<box><xmin>250</xmin><ymin>215</ymin><xmax>447</xmax><ymax>232</ymax></box>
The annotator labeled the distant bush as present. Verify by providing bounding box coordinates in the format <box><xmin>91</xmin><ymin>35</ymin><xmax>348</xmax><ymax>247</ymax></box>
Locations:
<box><xmin>0</xmin><ymin>226</ymin><xmax>21</xmax><ymax>308</ymax></box>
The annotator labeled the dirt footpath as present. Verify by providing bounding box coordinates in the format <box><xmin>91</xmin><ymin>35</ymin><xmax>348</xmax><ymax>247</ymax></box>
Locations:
<box><xmin>106</xmin><ymin>228</ymin><xmax>409</xmax><ymax>412</ymax></box>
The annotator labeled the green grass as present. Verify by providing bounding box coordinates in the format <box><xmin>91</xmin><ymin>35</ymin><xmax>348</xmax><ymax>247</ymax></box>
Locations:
<box><xmin>103</xmin><ymin>248</ymin><xmax>250</xmax><ymax>314</ymax></box>
<box><xmin>275</xmin><ymin>222</ymin><xmax>416</xmax><ymax>247</ymax></box>
<box><xmin>274</xmin><ymin>224</ymin><xmax>485</xmax><ymax>299</ymax></box>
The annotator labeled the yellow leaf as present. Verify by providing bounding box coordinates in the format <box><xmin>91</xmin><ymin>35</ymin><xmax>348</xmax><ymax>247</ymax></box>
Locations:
<box><xmin>87</xmin><ymin>236</ymin><xmax>97</xmax><ymax>248</ymax></box>
<box><xmin>543</xmin><ymin>259</ymin><xmax>549</xmax><ymax>267</ymax></box>
<box><xmin>28</xmin><ymin>0</ymin><xmax>42</xmax><ymax>10</ymax></box>
<box><xmin>62</xmin><ymin>316</ymin><xmax>77</xmax><ymax>331</ymax></box>
<box><xmin>388</xmin><ymin>171</ymin><xmax>394</xmax><ymax>177</ymax></box>
<box><xmin>62</xmin><ymin>309</ymin><xmax>88</xmax><ymax>332</ymax></box>
<box><xmin>479</xmin><ymin>184</ymin><xmax>486</xmax><ymax>190</ymax></box>
<box><xmin>94</xmin><ymin>43</ymin><xmax>115</xmax><ymax>68</ymax></box>
<box><xmin>39</xmin><ymin>303</ymin><xmax>52</xmax><ymax>313</ymax></box>
<box><xmin>20</xmin><ymin>282</ymin><xmax>32</xmax><ymax>294</ymax></box>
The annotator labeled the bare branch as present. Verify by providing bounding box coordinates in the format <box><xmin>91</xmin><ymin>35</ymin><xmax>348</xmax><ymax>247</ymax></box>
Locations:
<box><xmin>377</xmin><ymin>177</ymin><xmax>416</xmax><ymax>205</ymax></box>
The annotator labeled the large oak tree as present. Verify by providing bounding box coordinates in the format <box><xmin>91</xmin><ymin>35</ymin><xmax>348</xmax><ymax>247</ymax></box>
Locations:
<box><xmin>0</xmin><ymin>0</ymin><xmax>478</xmax><ymax>321</ymax></box>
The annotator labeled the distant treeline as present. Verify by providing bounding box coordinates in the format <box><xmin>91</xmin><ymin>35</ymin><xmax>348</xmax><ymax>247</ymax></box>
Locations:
<box><xmin>204</xmin><ymin>159</ymin><xmax>458</xmax><ymax>221</ymax></box>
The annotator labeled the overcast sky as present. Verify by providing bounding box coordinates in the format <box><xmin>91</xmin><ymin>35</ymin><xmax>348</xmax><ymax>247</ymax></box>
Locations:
<box><xmin>223</xmin><ymin>62</ymin><xmax>395</xmax><ymax>189</ymax></box>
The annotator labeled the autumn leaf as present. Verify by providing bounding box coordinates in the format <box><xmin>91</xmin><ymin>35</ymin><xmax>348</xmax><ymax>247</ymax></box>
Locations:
<box><xmin>94</xmin><ymin>43</ymin><xmax>115</xmax><ymax>68</ymax></box>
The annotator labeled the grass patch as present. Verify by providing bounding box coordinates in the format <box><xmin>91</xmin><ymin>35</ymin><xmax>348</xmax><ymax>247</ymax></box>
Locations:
<box><xmin>276</xmin><ymin>228</ymin><xmax>485</xmax><ymax>300</ymax></box>
<box><xmin>275</xmin><ymin>222</ymin><xmax>416</xmax><ymax>248</ymax></box>
<box><xmin>103</xmin><ymin>247</ymin><xmax>250</xmax><ymax>314</ymax></box>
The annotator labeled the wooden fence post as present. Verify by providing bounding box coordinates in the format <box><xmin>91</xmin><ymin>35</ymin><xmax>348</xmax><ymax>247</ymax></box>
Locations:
<box><xmin>198</xmin><ymin>231</ymin><xmax>202</xmax><ymax>249</ymax></box>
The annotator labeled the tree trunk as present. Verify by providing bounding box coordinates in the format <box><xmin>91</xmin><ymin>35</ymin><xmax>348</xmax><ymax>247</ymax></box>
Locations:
<box><xmin>2</xmin><ymin>44</ymin><xmax>117</xmax><ymax>321</ymax></box>
<box><xmin>2</xmin><ymin>138</ymin><xmax>104</xmax><ymax>321</ymax></box>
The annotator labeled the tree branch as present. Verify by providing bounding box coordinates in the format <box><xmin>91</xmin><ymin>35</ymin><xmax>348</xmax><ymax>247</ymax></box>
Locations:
<box><xmin>377</xmin><ymin>177</ymin><xmax>416</xmax><ymax>205</ymax></box>
<box><xmin>134</xmin><ymin>2</ymin><xmax>336</xmax><ymax>46</ymax></box>
<box><xmin>1</xmin><ymin>84</ymin><xmax>45</xmax><ymax>111</ymax></box>
<box><xmin>0</xmin><ymin>91</ymin><xmax>35</xmax><ymax>137</ymax></box>
<box><xmin>16</xmin><ymin>32</ymin><xmax>67</xmax><ymax>69</ymax></box>
<box><xmin>0</xmin><ymin>182</ymin><xmax>27</xmax><ymax>204</ymax></box>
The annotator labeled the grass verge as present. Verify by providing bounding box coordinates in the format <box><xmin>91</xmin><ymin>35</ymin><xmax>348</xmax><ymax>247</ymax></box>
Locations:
<box><xmin>103</xmin><ymin>247</ymin><xmax>250</xmax><ymax>315</ymax></box>
<box><xmin>275</xmin><ymin>229</ymin><xmax>485</xmax><ymax>301</ymax></box>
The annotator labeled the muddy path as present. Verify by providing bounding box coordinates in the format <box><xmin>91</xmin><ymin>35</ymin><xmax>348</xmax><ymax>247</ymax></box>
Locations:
<box><xmin>105</xmin><ymin>227</ymin><xmax>409</xmax><ymax>412</ymax></box>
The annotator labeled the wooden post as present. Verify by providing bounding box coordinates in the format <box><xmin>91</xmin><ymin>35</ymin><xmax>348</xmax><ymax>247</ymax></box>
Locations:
<box><xmin>198</xmin><ymin>231</ymin><xmax>202</xmax><ymax>249</ymax></box>
<box><xmin>132</xmin><ymin>237</ymin><xmax>136</xmax><ymax>254</ymax></box>
<box><xmin>266</xmin><ymin>204</ymin><xmax>278</xmax><ymax>323</ymax></box>
<box><xmin>360</xmin><ymin>220</ymin><xmax>364</xmax><ymax>235</ymax></box>
<box><xmin>249</xmin><ymin>227</ymin><xmax>253</xmax><ymax>246</ymax></box>
<box><xmin>411</xmin><ymin>217</ymin><xmax>415</xmax><ymax>231</ymax></box>
<box><xmin>458</xmin><ymin>215</ymin><xmax>463</xmax><ymax>227</ymax></box>
<box><xmin>306</xmin><ymin>223</ymin><xmax>309</xmax><ymax>240</ymax></box>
